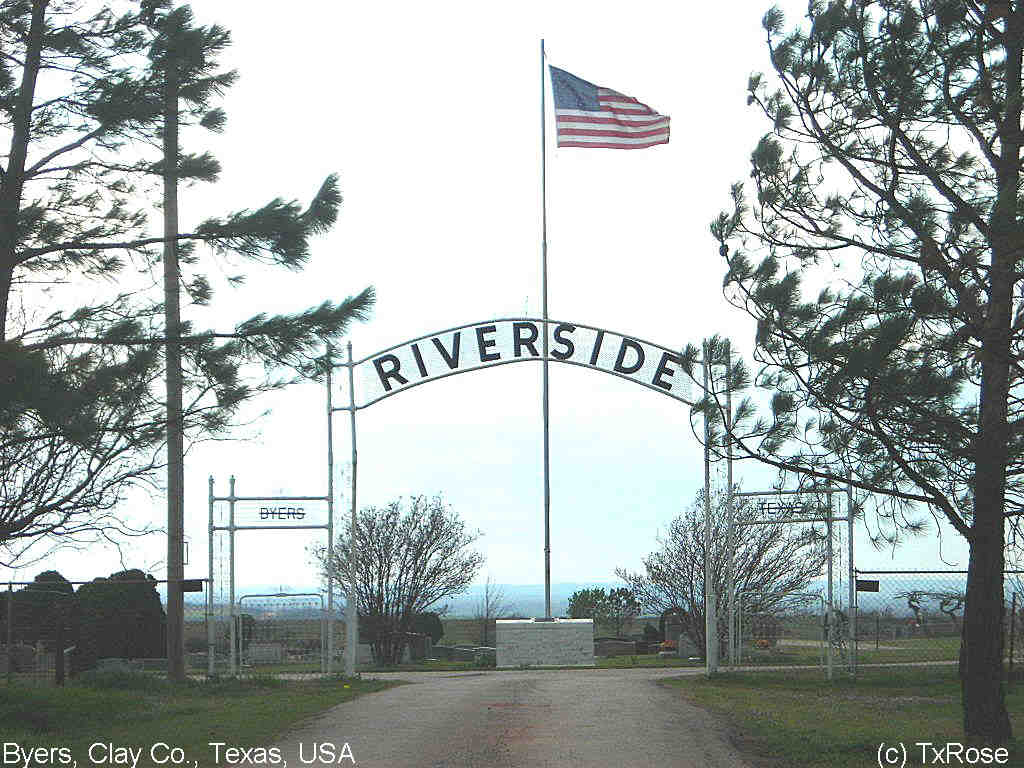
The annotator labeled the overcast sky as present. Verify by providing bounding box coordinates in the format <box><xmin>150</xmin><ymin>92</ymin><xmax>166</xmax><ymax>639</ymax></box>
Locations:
<box><xmin>1</xmin><ymin>0</ymin><xmax>974</xmax><ymax>603</ymax></box>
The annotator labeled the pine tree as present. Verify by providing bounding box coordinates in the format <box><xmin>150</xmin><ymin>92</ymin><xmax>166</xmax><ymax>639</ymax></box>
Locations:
<box><xmin>704</xmin><ymin>1</ymin><xmax>1022</xmax><ymax>743</ymax></box>
<box><xmin>0</xmin><ymin>0</ymin><xmax>373</xmax><ymax>593</ymax></box>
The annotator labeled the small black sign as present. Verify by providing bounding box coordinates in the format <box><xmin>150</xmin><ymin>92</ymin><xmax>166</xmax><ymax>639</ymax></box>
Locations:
<box><xmin>182</xmin><ymin>579</ymin><xmax>204</xmax><ymax>593</ymax></box>
<box><xmin>856</xmin><ymin>579</ymin><xmax>880</xmax><ymax>592</ymax></box>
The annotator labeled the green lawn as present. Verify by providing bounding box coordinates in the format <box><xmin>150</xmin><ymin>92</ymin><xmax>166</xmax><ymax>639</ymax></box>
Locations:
<box><xmin>0</xmin><ymin>670</ymin><xmax>398</xmax><ymax>768</ymax></box>
<box><xmin>665</xmin><ymin>667</ymin><xmax>1024</xmax><ymax>768</ymax></box>
<box><xmin>734</xmin><ymin>634</ymin><xmax>965</xmax><ymax>667</ymax></box>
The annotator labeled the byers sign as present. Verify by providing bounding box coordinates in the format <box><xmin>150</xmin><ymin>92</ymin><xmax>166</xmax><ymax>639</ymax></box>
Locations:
<box><xmin>351</xmin><ymin>318</ymin><xmax>693</xmax><ymax>409</ymax></box>
<box><xmin>232</xmin><ymin>501</ymin><xmax>328</xmax><ymax>526</ymax></box>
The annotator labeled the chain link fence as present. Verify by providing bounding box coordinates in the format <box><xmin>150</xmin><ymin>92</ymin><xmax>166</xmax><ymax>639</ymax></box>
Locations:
<box><xmin>719</xmin><ymin>571</ymin><xmax>1024</xmax><ymax>677</ymax></box>
<box><xmin>2</xmin><ymin>578</ymin><xmax>208</xmax><ymax>686</ymax></box>
<box><xmin>850</xmin><ymin>570</ymin><xmax>1021</xmax><ymax>672</ymax></box>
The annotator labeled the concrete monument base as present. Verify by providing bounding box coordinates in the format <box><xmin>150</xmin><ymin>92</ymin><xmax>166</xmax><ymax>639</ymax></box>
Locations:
<box><xmin>496</xmin><ymin>618</ymin><xmax>595</xmax><ymax>668</ymax></box>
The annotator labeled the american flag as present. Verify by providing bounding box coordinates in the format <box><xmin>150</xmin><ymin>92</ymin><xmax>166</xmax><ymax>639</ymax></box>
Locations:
<box><xmin>549</xmin><ymin>66</ymin><xmax>669</xmax><ymax>150</ymax></box>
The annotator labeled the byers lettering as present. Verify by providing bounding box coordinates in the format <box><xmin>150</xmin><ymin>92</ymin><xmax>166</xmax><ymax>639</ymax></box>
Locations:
<box><xmin>259</xmin><ymin>507</ymin><xmax>306</xmax><ymax>520</ymax></box>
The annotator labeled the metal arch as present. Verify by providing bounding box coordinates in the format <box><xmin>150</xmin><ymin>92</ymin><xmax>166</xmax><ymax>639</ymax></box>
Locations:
<box><xmin>335</xmin><ymin>356</ymin><xmax>699</xmax><ymax>412</ymax></box>
<box><xmin>330</xmin><ymin>317</ymin><xmax>701</xmax><ymax>411</ymax></box>
<box><xmin>341</xmin><ymin>317</ymin><xmax>697</xmax><ymax>369</ymax></box>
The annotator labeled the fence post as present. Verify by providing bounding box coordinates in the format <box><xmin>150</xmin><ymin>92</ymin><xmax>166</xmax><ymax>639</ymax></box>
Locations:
<box><xmin>208</xmin><ymin>477</ymin><xmax>216</xmax><ymax>678</ymax></box>
<box><xmin>826</xmin><ymin>493</ymin><xmax>833</xmax><ymax>681</ymax></box>
<box><xmin>875</xmin><ymin>614</ymin><xmax>879</xmax><ymax>651</ymax></box>
<box><xmin>5</xmin><ymin>584</ymin><xmax>12</xmax><ymax>685</ymax></box>
<box><xmin>1010</xmin><ymin>593</ymin><xmax>1017</xmax><ymax>682</ymax></box>
<box><xmin>54</xmin><ymin>604</ymin><xmax>65</xmax><ymax>687</ymax></box>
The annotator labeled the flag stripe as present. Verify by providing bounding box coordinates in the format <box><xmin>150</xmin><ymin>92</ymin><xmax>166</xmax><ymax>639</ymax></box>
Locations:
<box><xmin>555</xmin><ymin>110</ymin><xmax>665</xmax><ymax>124</ymax></box>
<box><xmin>558</xmin><ymin>140</ymin><xmax>668</xmax><ymax>149</ymax></box>
<box><xmin>557</xmin><ymin>133</ymin><xmax>669</xmax><ymax>147</ymax></box>
<box><xmin>558</xmin><ymin>116</ymin><xmax>668</xmax><ymax>129</ymax></box>
<box><xmin>559</xmin><ymin>127</ymin><xmax>669</xmax><ymax>139</ymax></box>
<box><xmin>557</xmin><ymin>121</ymin><xmax>668</xmax><ymax>133</ymax></box>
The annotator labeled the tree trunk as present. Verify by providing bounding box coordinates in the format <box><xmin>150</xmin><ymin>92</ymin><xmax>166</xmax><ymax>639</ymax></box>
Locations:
<box><xmin>961</xmin><ymin>8</ymin><xmax>1021</xmax><ymax>742</ymax></box>
<box><xmin>0</xmin><ymin>266</ymin><xmax>13</xmax><ymax>344</ymax></box>
<box><xmin>0</xmin><ymin>0</ymin><xmax>47</xmax><ymax>340</ymax></box>
<box><xmin>962</xmin><ymin>529</ymin><xmax>1010</xmax><ymax>743</ymax></box>
<box><xmin>962</xmin><ymin>303</ymin><xmax>1012</xmax><ymax>744</ymax></box>
<box><xmin>163</xmin><ymin>58</ymin><xmax>185</xmax><ymax>683</ymax></box>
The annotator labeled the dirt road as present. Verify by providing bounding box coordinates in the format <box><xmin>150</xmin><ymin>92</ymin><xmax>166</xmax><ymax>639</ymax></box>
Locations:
<box><xmin>265</xmin><ymin>667</ymin><xmax>751</xmax><ymax>767</ymax></box>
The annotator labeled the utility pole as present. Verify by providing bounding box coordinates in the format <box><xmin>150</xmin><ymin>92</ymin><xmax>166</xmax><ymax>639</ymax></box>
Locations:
<box><xmin>162</xmin><ymin>40</ymin><xmax>185</xmax><ymax>682</ymax></box>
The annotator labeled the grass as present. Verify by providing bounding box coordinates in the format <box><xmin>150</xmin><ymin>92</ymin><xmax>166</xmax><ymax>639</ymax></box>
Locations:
<box><xmin>735</xmin><ymin>634</ymin><xmax>965</xmax><ymax>667</ymax></box>
<box><xmin>0</xmin><ymin>670</ymin><xmax>398</xmax><ymax>768</ymax></box>
<box><xmin>664</xmin><ymin>667</ymin><xmax>1024</xmax><ymax>768</ymax></box>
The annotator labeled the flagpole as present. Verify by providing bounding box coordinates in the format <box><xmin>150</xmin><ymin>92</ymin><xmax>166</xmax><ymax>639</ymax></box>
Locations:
<box><xmin>540</xmin><ymin>38</ymin><xmax>552</xmax><ymax>620</ymax></box>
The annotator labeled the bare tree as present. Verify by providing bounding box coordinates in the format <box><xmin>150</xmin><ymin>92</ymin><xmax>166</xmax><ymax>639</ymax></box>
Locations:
<box><xmin>315</xmin><ymin>495</ymin><xmax>483</xmax><ymax>666</ymax></box>
<box><xmin>897</xmin><ymin>590</ymin><xmax>965</xmax><ymax>634</ymax></box>
<box><xmin>617</xmin><ymin>483</ymin><xmax>827</xmax><ymax>657</ymax></box>
<box><xmin>473</xmin><ymin>575</ymin><xmax>512</xmax><ymax>647</ymax></box>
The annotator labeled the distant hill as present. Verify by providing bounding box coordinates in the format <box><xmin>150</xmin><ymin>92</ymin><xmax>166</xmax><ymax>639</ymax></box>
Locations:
<box><xmin>180</xmin><ymin>580</ymin><xmax>628</xmax><ymax>618</ymax></box>
<box><xmin>438</xmin><ymin>582</ymin><xmax>628</xmax><ymax>618</ymax></box>
<box><xmin>173</xmin><ymin>574</ymin><xmax>1009</xmax><ymax>620</ymax></box>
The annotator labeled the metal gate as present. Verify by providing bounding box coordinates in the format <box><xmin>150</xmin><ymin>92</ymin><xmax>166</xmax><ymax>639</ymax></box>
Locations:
<box><xmin>234</xmin><ymin>593</ymin><xmax>327</xmax><ymax>676</ymax></box>
<box><xmin>735</xmin><ymin>591</ymin><xmax>827</xmax><ymax>672</ymax></box>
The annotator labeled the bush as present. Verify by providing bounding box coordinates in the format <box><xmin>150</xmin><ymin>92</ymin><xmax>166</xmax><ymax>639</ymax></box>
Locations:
<box><xmin>75</xmin><ymin>570</ymin><xmax>166</xmax><ymax>670</ymax></box>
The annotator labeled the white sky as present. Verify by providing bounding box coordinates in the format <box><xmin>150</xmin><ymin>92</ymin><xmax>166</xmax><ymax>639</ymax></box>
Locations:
<box><xmin>2</xmin><ymin>0</ymin><xmax>973</xmax><ymax>596</ymax></box>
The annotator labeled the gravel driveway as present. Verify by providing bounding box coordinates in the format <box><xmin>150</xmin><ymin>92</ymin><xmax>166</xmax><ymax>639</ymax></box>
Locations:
<box><xmin>264</xmin><ymin>667</ymin><xmax>752</xmax><ymax>767</ymax></box>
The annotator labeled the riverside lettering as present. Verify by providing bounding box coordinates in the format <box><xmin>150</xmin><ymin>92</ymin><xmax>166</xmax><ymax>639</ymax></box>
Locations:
<box><xmin>362</xmin><ymin>320</ymin><xmax>688</xmax><ymax>406</ymax></box>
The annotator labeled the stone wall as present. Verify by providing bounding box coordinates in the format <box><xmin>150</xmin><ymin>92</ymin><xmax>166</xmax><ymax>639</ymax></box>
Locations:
<box><xmin>496</xmin><ymin>619</ymin><xmax>594</xmax><ymax>667</ymax></box>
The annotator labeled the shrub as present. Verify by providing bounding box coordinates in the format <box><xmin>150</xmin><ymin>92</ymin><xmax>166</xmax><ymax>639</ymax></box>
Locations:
<box><xmin>76</xmin><ymin>570</ymin><xmax>166</xmax><ymax>670</ymax></box>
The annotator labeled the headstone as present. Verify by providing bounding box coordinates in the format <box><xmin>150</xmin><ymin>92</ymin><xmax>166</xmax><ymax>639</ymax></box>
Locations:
<box><xmin>677</xmin><ymin>632</ymin><xmax>700</xmax><ymax>657</ymax></box>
